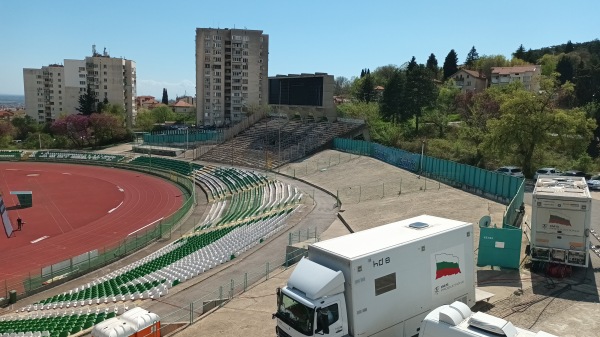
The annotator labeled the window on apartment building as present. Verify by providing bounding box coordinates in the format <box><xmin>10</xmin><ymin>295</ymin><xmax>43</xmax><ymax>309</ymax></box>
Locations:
<box><xmin>242</xmin><ymin>79</ymin><xmax>248</xmax><ymax>84</ymax></box>
<box><xmin>103</xmin><ymin>71</ymin><xmax>107</xmax><ymax>75</ymax></box>
<box><xmin>242</xmin><ymin>86</ymin><xmax>247</xmax><ymax>91</ymax></box>
<box><xmin>243</xmin><ymin>43</ymin><xmax>248</xmax><ymax>48</ymax></box>
<box><xmin>243</xmin><ymin>36</ymin><xmax>249</xmax><ymax>41</ymax></box>
<box><xmin>205</xmin><ymin>78</ymin><xmax>211</xmax><ymax>84</ymax></box>
<box><xmin>213</xmin><ymin>42</ymin><xmax>221</xmax><ymax>48</ymax></box>
<box><xmin>233</xmin><ymin>106</ymin><xmax>241</xmax><ymax>112</ymax></box>
<box><xmin>205</xmin><ymin>99</ymin><xmax>210</xmax><ymax>103</ymax></box>
<box><xmin>205</xmin><ymin>105</ymin><xmax>210</xmax><ymax>110</ymax></box>
<box><xmin>205</xmin><ymin>64</ymin><xmax>210</xmax><ymax>69</ymax></box>
<box><xmin>104</xmin><ymin>85</ymin><xmax>107</xmax><ymax>89</ymax></box>
<box><xmin>204</xmin><ymin>84</ymin><xmax>210</xmax><ymax>89</ymax></box>
<box><xmin>79</xmin><ymin>74</ymin><xmax>85</xmax><ymax>78</ymax></box>
<box><xmin>243</xmin><ymin>50</ymin><xmax>248</xmax><ymax>56</ymax></box>
<box><xmin>243</xmin><ymin>65</ymin><xmax>248</xmax><ymax>70</ymax></box>
<box><xmin>214</xmin><ymin>92</ymin><xmax>221</xmax><ymax>97</ymax></box>
<box><xmin>205</xmin><ymin>91</ymin><xmax>210</xmax><ymax>97</ymax></box>
<box><xmin>242</xmin><ymin>93</ymin><xmax>248</xmax><ymax>98</ymax></box>
<box><xmin>232</xmin><ymin>86</ymin><xmax>241</xmax><ymax>90</ymax></box>
<box><xmin>205</xmin><ymin>42</ymin><xmax>211</xmax><ymax>48</ymax></box>
<box><xmin>214</xmin><ymin>49</ymin><xmax>222</xmax><ymax>55</ymax></box>
<box><xmin>58</xmin><ymin>79</ymin><xmax>61</xmax><ymax>82</ymax></box>
<box><xmin>213</xmin><ymin>64</ymin><xmax>222</xmax><ymax>69</ymax></box>
<box><xmin>214</xmin><ymin>78</ymin><xmax>221</xmax><ymax>83</ymax></box>
<box><xmin>205</xmin><ymin>48</ymin><xmax>210</xmax><ymax>54</ymax></box>
<box><xmin>233</xmin><ymin>79</ymin><xmax>241</xmax><ymax>83</ymax></box>
<box><xmin>214</xmin><ymin>71</ymin><xmax>221</xmax><ymax>76</ymax></box>
<box><xmin>466</xmin><ymin>81</ymin><xmax>471</xmax><ymax>86</ymax></box>
<box><xmin>205</xmin><ymin>56</ymin><xmax>210</xmax><ymax>62</ymax></box>
<box><xmin>59</xmin><ymin>102</ymin><xmax>62</xmax><ymax>105</ymax></box>
<box><xmin>213</xmin><ymin>85</ymin><xmax>221</xmax><ymax>90</ymax></box>
<box><xmin>213</xmin><ymin>35</ymin><xmax>222</xmax><ymax>41</ymax></box>
<box><xmin>233</xmin><ymin>57</ymin><xmax>242</xmax><ymax>62</ymax></box>
<box><xmin>242</xmin><ymin>58</ymin><xmax>248</xmax><ymax>63</ymax></box>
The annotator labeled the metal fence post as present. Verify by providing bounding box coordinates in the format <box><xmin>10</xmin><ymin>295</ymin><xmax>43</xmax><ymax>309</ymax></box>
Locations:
<box><xmin>244</xmin><ymin>273</ymin><xmax>248</xmax><ymax>292</ymax></box>
<box><xmin>190</xmin><ymin>302</ymin><xmax>194</xmax><ymax>323</ymax></box>
<box><xmin>230</xmin><ymin>279</ymin><xmax>234</xmax><ymax>299</ymax></box>
<box><xmin>219</xmin><ymin>286</ymin><xmax>223</xmax><ymax>306</ymax></box>
<box><xmin>399</xmin><ymin>178</ymin><xmax>402</xmax><ymax>195</ymax></box>
<box><xmin>266</xmin><ymin>262</ymin><xmax>270</xmax><ymax>280</ymax></box>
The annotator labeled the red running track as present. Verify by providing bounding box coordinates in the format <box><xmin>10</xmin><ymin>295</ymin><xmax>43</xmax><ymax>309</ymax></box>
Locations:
<box><xmin>0</xmin><ymin>162</ymin><xmax>184</xmax><ymax>283</ymax></box>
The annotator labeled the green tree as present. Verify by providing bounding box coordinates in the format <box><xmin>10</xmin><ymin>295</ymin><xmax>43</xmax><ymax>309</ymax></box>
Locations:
<box><xmin>513</xmin><ymin>44</ymin><xmax>526</xmax><ymax>60</ymax></box>
<box><xmin>483</xmin><ymin>76</ymin><xmax>596</xmax><ymax>176</ymax></box>
<box><xmin>407</xmin><ymin>56</ymin><xmax>418</xmax><ymax>72</ymax></box>
<box><xmin>151</xmin><ymin>105</ymin><xmax>176</xmax><ymax>123</ymax></box>
<box><xmin>422</xmin><ymin>80</ymin><xmax>460</xmax><ymax>137</ymax></box>
<box><xmin>404</xmin><ymin>64</ymin><xmax>438</xmax><ymax>133</ymax></box>
<box><xmin>372</xmin><ymin>65</ymin><xmax>399</xmax><ymax>87</ymax></box>
<box><xmin>161</xmin><ymin>88</ymin><xmax>169</xmax><ymax>105</ymax></box>
<box><xmin>426</xmin><ymin>53</ymin><xmax>438</xmax><ymax>78</ymax></box>
<box><xmin>356</xmin><ymin>74</ymin><xmax>376</xmax><ymax>103</ymax></box>
<box><xmin>556</xmin><ymin>56</ymin><xmax>575</xmax><ymax>84</ymax></box>
<box><xmin>135</xmin><ymin>109</ymin><xmax>156</xmax><ymax>131</ymax></box>
<box><xmin>334</xmin><ymin>76</ymin><xmax>351</xmax><ymax>96</ymax></box>
<box><xmin>565</xmin><ymin>40</ymin><xmax>575</xmax><ymax>53</ymax></box>
<box><xmin>443</xmin><ymin>49</ymin><xmax>459</xmax><ymax>80</ymax></box>
<box><xmin>0</xmin><ymin>121</ymin><xmax>17</xmax><ymax>148</ymax></box>
<box><xmin>379</xmin><ymin>70</ymin><xmax>405</xmax><ymax>123</ymax></box>
<box><xmin>465</xmin><ymin>46</ymin><xmax>479</xmax><ymax>68</ymax></box>
<box><xmin>11</xmin><ymin>115</ymin><xmax>41</xmax><ymax>140</ymax></box>
<box><xmin>76</xmin><ymin>84</ymin><xmax>96</xmax><ymax>116</ymax></box>
<box><xmin>538</xmin><ymin>54</ymin><xmax>560</xmax><ymax>76</ymax></box>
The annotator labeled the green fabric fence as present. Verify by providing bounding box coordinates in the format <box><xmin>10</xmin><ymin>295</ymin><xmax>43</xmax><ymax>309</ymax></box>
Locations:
<box><xmin>333</xmin><ymin>138</ymin><xmax>525</xmax><ymax>224</ymax></box>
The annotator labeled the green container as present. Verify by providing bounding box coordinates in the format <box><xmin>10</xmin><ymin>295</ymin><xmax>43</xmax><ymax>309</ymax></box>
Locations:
<box><xmin>8</xmin><ymin>290</ymin><xmax>16</xmax><ymax>304</ymax></box>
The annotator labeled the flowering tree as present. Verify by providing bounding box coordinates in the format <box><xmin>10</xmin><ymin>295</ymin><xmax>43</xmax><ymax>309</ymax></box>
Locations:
<box><xmin>51</xmin><ymin>114</ymin><xmax>91</xmax><ymax>148</ymax></box>
<box><xmin>88</xmin><ymin>113</ymin><xmax>127</xmax><ymax>146</ymax></box>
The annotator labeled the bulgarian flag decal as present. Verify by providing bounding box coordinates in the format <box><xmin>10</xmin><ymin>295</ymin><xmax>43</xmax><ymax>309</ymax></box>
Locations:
<box><xmin>435</xmin><ymin>253</ymin><xmax>462</xmax><ymax>279</ymax></box>
<box><xmin>548</xmin><ymin>214</ymin><xmax>571</xmax><ymax>227</ymax></box>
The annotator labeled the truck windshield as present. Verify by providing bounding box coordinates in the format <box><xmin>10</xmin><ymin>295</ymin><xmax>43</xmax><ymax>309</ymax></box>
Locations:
<box><xmin>277</xmin><ymin>292</ymin><xmax>314</xmax><ymax>335</ymax></box>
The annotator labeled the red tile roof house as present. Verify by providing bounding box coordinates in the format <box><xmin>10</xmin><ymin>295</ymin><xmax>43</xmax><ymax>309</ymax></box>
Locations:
<box><xmin>490</xmin><ymin>65</ymin><xmax>542</xmax><ymax>92</ymax></box>
<box><xmin>450</xmin><ymin>69</ymin><xmax>487</xmax><ymax>92</ymax></box>
<box><xmin>170</xmin><ymin>100</ymin><xmax>195</xmax><ymax>114</ymax></box>
<box><xmin>0</xmin><ymin>110</ymin><xmax>14</xmax><ymax>121</ymax></box>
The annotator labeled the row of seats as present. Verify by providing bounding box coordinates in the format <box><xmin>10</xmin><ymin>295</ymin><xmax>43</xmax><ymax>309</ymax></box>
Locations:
<box><xmin>128</xmin><ymin>156</ymin><xmax>201</xmax><ymax>176</ymax></box>
<box><xmin>33</xmin><ymin>151</ymin><xmax>123</xmax><ymax>162</ymax></box>
<box><xmin>0</xmin><ymin>308</ymin><xmax>117</xmax><ymax>337</ymax></box>
<box><xmin>0</xmin><ymin>151</ymin><xmax>21</xmax><ymax>160</ymax></box>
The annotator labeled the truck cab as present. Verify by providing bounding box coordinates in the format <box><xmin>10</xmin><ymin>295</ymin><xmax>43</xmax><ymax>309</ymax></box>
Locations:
<box><xmin>274</xmin><ymin>259</ymin><xmax>348</xmax><ymax>337</ymax></box>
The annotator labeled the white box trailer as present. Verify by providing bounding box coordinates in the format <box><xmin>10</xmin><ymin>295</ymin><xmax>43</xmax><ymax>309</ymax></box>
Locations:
<box><xmin>419</xmin><ymin>301</ymin><xmax>559</xmax><ymax>337</ymax></box>
<box><xmin>530</xmin><ymin>176</ymin><xmax>592</xmax><ymax>267</ymax></box>
<box><xmin>274</xmin><ymin>215</ymin><xmax>476</xmax><ymax>337</ymax></box>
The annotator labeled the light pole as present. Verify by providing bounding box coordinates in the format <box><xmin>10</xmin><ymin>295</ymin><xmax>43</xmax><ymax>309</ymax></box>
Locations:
<box><xmin>420</xmin><ymin>140</ymin><xmax>426</xmax><ymax>174</ymax></box>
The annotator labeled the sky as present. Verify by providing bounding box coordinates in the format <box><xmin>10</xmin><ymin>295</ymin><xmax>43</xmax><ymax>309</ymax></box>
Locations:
<box><xmin>1</xmin><ymin>0</ymin><xmax>599</xmax><ymax>98</ymax></box>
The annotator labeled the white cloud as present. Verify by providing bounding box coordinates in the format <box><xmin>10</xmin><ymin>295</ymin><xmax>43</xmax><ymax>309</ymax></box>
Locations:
<box><xmin>137</xmin><ymin>79</ymin><xmax>195</xmax><ymax>98</ymax></box>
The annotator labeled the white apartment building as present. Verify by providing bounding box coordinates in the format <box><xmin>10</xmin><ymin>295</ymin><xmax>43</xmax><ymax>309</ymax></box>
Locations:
<box><xmin>195</xmin><ymin>28</ymin><xmax>269</xmax><ymax>126</ymax></box>
<box><xmin>23</xmin><ymin>46</ymin><xmax>137</xmax><ymax>127</ymax></box>
<box><xmin>490</xmin><ymin>65</ymin><xmax>541</xmax><ymax>92</ymax></box>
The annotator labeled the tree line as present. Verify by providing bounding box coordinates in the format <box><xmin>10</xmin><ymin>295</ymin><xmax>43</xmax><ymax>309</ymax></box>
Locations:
<box><xmin>335</xmin><ymin>40</ymin><xmax>600</xmax><ymax>177</ymax></box>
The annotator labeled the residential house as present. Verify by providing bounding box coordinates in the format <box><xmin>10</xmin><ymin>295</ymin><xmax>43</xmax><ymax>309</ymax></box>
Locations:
<box><xmin>136</xmin><ymin>95</ymin><xmax>159</xmax><ymax>110</ymax></box>
<box><xmin>451</xmin><ymin>69</ymin><xmax>487</xmax><ymax>92</ymax></box>
<box><xmin>490</xmin><ymin>65</ymin><xmax>541</xmax><ymax>92</ymax></box>
<box><xmin>170</xmin><ymin>100</ymin><xmax>195</xmax><ymax>114</ymax></box>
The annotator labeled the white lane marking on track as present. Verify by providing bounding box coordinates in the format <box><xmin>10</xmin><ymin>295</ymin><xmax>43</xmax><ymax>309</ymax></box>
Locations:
<box><xmin>27</xmin><ymin>174</ymin><xmax>39</xmax><ymax>177</ymax></box>
<box><xmin>31</xmin><ymin>236</ymin><xmax>50</xmax><ymax>243</ymax></box>
<box><xmin>108</xmin><ymin>201</ymin><xmax>124</xmax><ymax>213</ymax></box>
<box><xmin>117</xmin><ymin>186</ymin><xmax>124</xmax><ymax>192</ymax></box>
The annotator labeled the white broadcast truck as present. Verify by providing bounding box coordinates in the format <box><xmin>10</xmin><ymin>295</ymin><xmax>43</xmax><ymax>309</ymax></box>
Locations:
<box><xmin>418</xmin><ymin>301</ymin><xmax>559</xmax><ymax>337</ymax></box>
<box><xmin>530</xmin><ymin>176</ymin><xmax>592</xmax><ymax>267</ymax></box>
<box><xmin>273</xmin><ymin>215</ymin><xmax>476</xmax><ymax>337</ymax></box>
